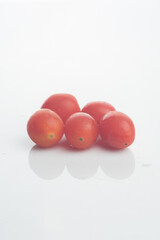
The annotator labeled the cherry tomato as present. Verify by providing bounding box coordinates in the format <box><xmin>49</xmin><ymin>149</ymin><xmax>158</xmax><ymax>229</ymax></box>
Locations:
<box><xmin>99</xmin><ymin>111</ymin><xmax>135</xmax><ymax>149</ymax></box>
<box><xmin>65</xmin><ymin>112</ymin><xmax>98</xmax><ymax>149</ymax></box>
<box><xmin>41</xmin><ymin>93</ymin><xmax>80</xmax><ymax>123</ymax></box>
<box><xmin>27</xmin><ymin>109</ymin><xmax>64</xmax><ymax>147</ymax></box>
<box><xmin>82</xmin><ymin>101</ymin><xmax>115</xmax><ymax>124</ymax></box>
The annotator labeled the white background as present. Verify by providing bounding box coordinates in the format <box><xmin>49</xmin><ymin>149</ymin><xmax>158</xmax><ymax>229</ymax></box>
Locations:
<box><xmin>0</xmin><ymin>0</ymin><xmax>160</xmax><ymax>239</ymax></box>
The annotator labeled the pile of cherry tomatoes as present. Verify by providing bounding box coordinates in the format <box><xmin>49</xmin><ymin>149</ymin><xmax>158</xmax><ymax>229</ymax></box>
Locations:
<box><xmin>27</xmin><ymin>93</ymin><xmax>135</xmax><ymax>150</ymax></box>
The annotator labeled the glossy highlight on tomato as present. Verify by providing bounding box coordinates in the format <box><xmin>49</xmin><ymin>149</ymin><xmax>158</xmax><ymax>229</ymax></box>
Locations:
<box><xmin>99</xmin><ymin>111</ymin><xmax>135</xmax><ymax>149</ymax></box>
<box><xmin>41</xmin><ymin>93</ymin><xmax>80</xmax><ymax>123</ymax></box>
<box><xmin>82</xmin><ymin>101</ymin><xmax>115</xmax><ymax>124</ymax></box>
<box><xmin>65</xmin><ymin>112</ymin><xmax>98</xmax><ymax>149</ymax></box>
<box><xmin>27</xmin><ymin>109</ymin><xmax>64</xmax><ymax>147</ymax></box>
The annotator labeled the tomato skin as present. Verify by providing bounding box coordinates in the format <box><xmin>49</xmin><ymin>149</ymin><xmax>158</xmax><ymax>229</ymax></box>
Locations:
<box><xmin>27</xmin><ymin>109</ymin><xmax>64</xmax><ymax>147</ymax></box>
<box><xmin>82</xmin><ymin>101</ymin><xmax>115</xmax><ymax>124</ymax></box>
<box><xmin>65</xmin><ymin>112</ymin><xmax>98</xmax><ymax>149</ymax></box>
<box><xmin>41</xmin><ymin>93</ymin><xmax>80</xmax><ymax>123</ymax></box>
<box><xmin>99</xmin><ymin>111</ymin><xmax>135</xmax><ymax>149</ymax></box>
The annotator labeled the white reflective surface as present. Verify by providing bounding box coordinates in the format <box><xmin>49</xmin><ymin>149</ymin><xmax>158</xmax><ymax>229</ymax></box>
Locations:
<box><xmin>29</xmin><ymin>139</ymin><xmax>135</xmax><ymax>181</ymax></box>
<box><xmin>0</xmin><ymin>1</ymin><xmax>160</xmax><ymax>240</ymax></box>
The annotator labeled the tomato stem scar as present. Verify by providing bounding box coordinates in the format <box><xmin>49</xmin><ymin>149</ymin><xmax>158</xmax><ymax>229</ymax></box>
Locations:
<box><xmin>49</xmin><ymin>133</ymin><xmax>54</xmax><ymax>139</ymax></box>
<box><xmin>79</xmin><ymin>137</ymin><xmax>83</xmax><ymax>142</ymax></box>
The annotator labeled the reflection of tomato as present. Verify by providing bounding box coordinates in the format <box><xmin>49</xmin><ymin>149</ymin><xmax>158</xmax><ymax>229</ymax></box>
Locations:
<box><xmin>41</xmin><ymin>93</ymin><xmax>80</xmax><ymax>123</ymax></box>
<box><xmin>27</xmin><ymin>109</ymin><xmax>64</xmax><ymax>147</ymax></box>
<box><xmin>99</xmin><ymin>111</ymin><xmax>135</xmax><ymax>149</ymax></box>
<box><xmin>65</xmin><ymin>112</ymin><xmax>98</xmax><ymax>149</ymax></box>
<box><xmin>82</xmin><ymin>101</ymin><xmax>115</xmax><ymax>124</ymax></box>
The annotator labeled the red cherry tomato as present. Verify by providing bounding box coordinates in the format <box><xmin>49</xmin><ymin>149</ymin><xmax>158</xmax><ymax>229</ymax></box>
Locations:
<box><xmin>41</xmin><ymin>93</ymin><xmax>80</xmax><ymax>123</ymax></box>
<box><xmin>27</xmin><ymin>109</ymin><xmax>64</xmax><ymax>147</ymax></box>
<box><xmin>99</xmin><ymin>111</ymin><xmax>135</xmax><ymax>149</ymax></box>
<box><xmin>65</xmin><ymin>112</ymin><xmax>98</xmax><ymax>149</ymax></box>
<box><xmin>82</xmin><ymin>101</ymin><xmax>115</xmax><ymax>124</ymax></box>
